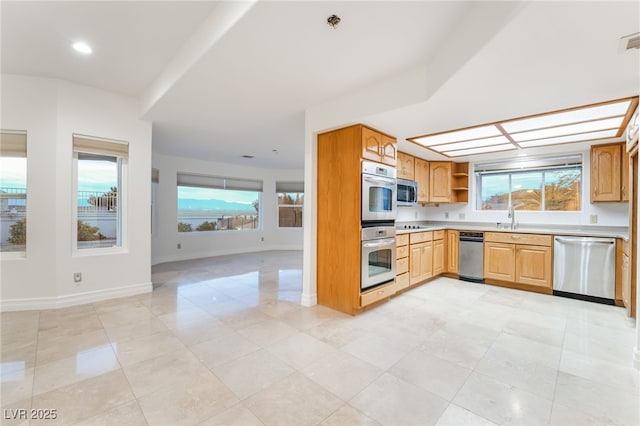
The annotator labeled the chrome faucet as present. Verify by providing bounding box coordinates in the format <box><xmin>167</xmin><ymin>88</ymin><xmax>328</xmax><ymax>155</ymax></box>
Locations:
<box><xmin>507</xmin><ymin>205</ymin><xmax>516</xmax><ymax>230</ymax></box>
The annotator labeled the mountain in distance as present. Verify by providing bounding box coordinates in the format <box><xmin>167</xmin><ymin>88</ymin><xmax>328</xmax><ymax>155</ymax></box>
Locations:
<box><xmin>178</xmin><ymin>198</ymin><xmax>255</xmax><ymax>212</ymax></box>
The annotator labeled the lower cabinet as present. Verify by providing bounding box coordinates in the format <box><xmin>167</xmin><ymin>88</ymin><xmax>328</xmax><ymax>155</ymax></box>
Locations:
<box><xmin>360</xmin><ymin>281</ymin><xmax>396</xmax><ymax>307</ymax></box>
<box><xmin>396</xmin><ymin>234</ymin><xmax>410</xmax><ymax>292</ymax></box>
<box><xmin>446</xmin><ymin>230</ymin><xmax>459</xmax><ymax>274</ymax></box>
<box><xmin>484</xmin><ymin>232</ymin><xmax>553</xmax><ymax>291</ymax></box>
<box><xmin>433</xmin><ymin>231</ymin><xmax>445</xmax><ymax>276</ymax></box>
<box><xmin>410</xmin><ymin>241</ymin><xmax>433</xmax><ymax>285</ymax></box>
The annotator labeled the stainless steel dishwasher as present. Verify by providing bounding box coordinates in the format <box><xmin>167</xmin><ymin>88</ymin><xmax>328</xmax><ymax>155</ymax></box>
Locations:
<box><xmin>553</xmin><ymin>236</ymin><xmax>616</xmax><ymax>304</ymax></box>
<box><xmin>459</xmin><ymin>232</ymin><xmax>484</xmax><ymax>283</ymax></box>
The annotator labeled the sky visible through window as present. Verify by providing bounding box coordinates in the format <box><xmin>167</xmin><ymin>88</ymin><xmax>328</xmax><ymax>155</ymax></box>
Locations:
<box><xmin>178</xmin><ymin>186</ymin><xmax>256</xmax><ymax>206</ymax></box>
<box><xmin>77</xmin><ymin>159</ymin><xmax>117</xmax><ymax>193</ymax></box>
<box><xmin>0</xmin><ymin>158</ymin><xmax>26</xmax><ymax>188</ymax></box>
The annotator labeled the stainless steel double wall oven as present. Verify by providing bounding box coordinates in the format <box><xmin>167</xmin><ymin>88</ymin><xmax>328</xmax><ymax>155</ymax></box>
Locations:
<box><xmin>361</xmin><ymin>161</ymin><xmax>397</xmax><ymax>291</ymax></box>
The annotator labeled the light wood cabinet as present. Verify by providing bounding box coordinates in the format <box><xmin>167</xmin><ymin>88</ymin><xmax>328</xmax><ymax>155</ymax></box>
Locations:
<box><xmin>484</xmin><ymin>242</ymin><xmax>516</xmax><ymax>282</ymax></box>
<box><xmin>433</xmin><ymin>237</ymin><xmax>445</xmax><ymax>276</ymax></box>
<box><xmin>429</xmin><ymin>162</ymin><xmax>452</xmax><ymax>203</ymax></box>
<box><xmin>622</xmin><ymin>149</ymin><xmax>629</xmax><ymax>202</ymax></box>
<box><xmin>360</xmin><ymin>281</ymin><xmax>396</xmax><ymax>307</ymax></box>
<box><xmin>317</xmin><ymin>124</ymin><xmax>398</xmax><ymax>315</ymax></box>
<box><xmin>361</xmin><ymin>126</ymin><xmax>397</xmax><ymax>166</ymax></box>
<box><xmin>415</xmin><ymin>158</ymin><xmax>429</xmax><ymax>203</ymax></box>
<box><xmin>452</xmin><ymin>162</ymin><xmax>469</xmax><ymax>203</ymax></box>
<box><xmin>397</xmin><ymin>152</ymin><xmax>415</xmax><ymax>180</ymax></box>
<box><xmin>396</xmin><ymin>234</ymin><xmax>410</xmax><ymax>292</ymax></box>
<box><xmin>409</xmin><ymin>241</ymin><xmax>433</xmax><ymax>285</ymax></box>
<box><xmin>446</xmin><ymin>230</ymin><xmax>459</xmax><ymax>274</ymax></box>
<box><xmin>591</xmin><ymin>143</ymin><xmax>627</xmax><ymax>202</ymax></box>
<box><xmin>484</xmin><ymin>232</ymin><xmax>553</xmax><ymax>291</ymax></box>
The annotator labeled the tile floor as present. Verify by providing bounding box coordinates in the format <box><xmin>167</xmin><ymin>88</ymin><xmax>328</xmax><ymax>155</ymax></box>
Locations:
<box><xmin>1</xmin><ymin>250</ymin><xmax>639</xmax><ymax>425</ymax></box>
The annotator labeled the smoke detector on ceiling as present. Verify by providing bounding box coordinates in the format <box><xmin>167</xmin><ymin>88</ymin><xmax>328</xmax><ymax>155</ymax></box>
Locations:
<box><xmin>619</xmin><ymin>32</ymin><xmax>640</xmax><ymax>52</ymax></box>
<box><xmin>327</xmin><ymin>14</ymin><xmax>341</xmax><ymax>29</ymax></box>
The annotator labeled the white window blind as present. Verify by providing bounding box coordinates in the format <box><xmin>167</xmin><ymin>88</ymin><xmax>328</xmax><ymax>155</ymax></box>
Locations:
<box><xmin>177</xmin><ymin>173</ymin><xmax>263</xmax><ymax>191</ymax></box>
<box><xmin>0</xmin><ymin>131</ymin><xmax>27</xmax><ymax>157</ymax></box>
<box><xmin>475</xmin><ymin>154</ymin><xmax>582</xmax><ymax>174</ymax></box>
<box><xmin>73</xmin><ymin>134</ymin><xmax>128</xmax><ymax>158</ymax></box>
<box><xmin>276</xmin><ymin>182</ymin><xmax>304</xmax><ymax>192</ymax></box>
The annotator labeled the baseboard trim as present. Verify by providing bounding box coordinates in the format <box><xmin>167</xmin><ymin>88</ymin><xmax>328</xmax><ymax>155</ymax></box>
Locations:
<box><xmin>301</xmin><ymin>291</ymin><xmax>317</xmax><ymax>307</ymax></box>
<box><xmin>151</xmin><ymin>245</ymin><xmax>303</xmax><ymax>265</ymax></box>
<box><xmin>0</xmin><ymin>282</ymin><xmax>153</xmax><ymax>312</ymax></box>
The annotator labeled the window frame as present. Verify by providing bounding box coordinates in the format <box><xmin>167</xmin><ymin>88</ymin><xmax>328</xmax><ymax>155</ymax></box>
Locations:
<box><xmin>277</xmin><ymin>192</ymin><xmax>304</xmax><ymax>229</ymax></box>
<box><xmin>0</xmin><ymin>130</ymin><xmax>28</xmax><ymax>258</ymax></box>
<box><xmin>72</xmin><ymin>135</ymin><xmax>128</xmax><ymax>256</ymax></box>
<box><xmin>474</xmin><ymin>157</ymin><xmax>583</xmax><ymax>212</ymax></box>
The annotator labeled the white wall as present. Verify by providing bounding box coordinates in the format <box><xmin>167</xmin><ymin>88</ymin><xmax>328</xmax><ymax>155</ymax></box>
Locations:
<box><xmin>397</xmin><ymin>148</ymin><xmax>629</xmax><ymax>227</ymax></box>
<box><xmin>151</xmin><ymin>152</ymin><xmax>303</xmax><ymax>265</ymax></box>
<box><xmin>1</xmin><ymin>75</ymin><xmax>152</xmax><ymax>311</ymax></box>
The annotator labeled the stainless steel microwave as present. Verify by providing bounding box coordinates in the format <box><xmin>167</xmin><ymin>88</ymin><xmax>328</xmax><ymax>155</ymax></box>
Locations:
<box><xmin>397</xmin><ymin>178</ymin><xmax>417</xmax><ymax>206</ymax></box>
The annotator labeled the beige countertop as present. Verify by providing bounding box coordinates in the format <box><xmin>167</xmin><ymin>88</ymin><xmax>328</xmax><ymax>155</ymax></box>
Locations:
<box><xmin>395</xmin><ymin>221</ymin><xmax>629</xmax><ymax>240</ymax></box>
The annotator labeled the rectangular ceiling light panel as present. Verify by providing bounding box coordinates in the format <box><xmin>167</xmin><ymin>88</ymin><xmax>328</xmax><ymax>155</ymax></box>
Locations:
<box><xmin>444</xmin><ymin>143</ymin><xmax>516</xmax><ymax>157</ymax></box>
<box><xmin>511</xmin><ymin>117</ymin><xmax>624</xmax><ymax>142</ymax></box>
<box><xmin>413</xmin><ymin>125</ymin><xmax>500</xmax><ymax>147</ymax></box>
<box><xmin>518</xmin><ymin>129</ymin><xmax>618</xmax><ymax>148</ymax></box>
<box><xmin>432</xmin><ymin>135</ymin><xmax>510</xmax><ymax>153</ymax></box>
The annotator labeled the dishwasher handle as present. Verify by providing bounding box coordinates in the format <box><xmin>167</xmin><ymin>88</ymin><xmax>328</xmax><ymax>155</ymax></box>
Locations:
<box><xmin>555</xmin><ymin>237</ymin><xmax>615</xmax><ymax>245</ymax></box>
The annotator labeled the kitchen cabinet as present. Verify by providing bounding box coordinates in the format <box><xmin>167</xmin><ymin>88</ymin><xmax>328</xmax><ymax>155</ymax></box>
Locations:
<box><xmin>484</xmin><ymin>232</ymin><xmax>553</xmax><ymax>292</ymax></box>
<box><xmin>396</xmin><ymin>234</ymin><xmax>410</xmax><ymax>292</ymax></box>
<box><xmin>429</xmin><ymin>162</ymin><xmax>452</xmax><ymax>203</ymax></box>
<box><xmin>317</xmin><ymin>124</ymin><xmax>398</xmax><ymax>315</ymax></box>
<box><xmin>618</xmin><ymin>239</ymin><xmax>633</xmax><ymax>316</ymax></box>
<box><xmin>360</xmin><ymin>281</ymin><xmax>396</xmax><ymax>308</ymax></box>
<box><xmin>591</xmin><ymin>142</ymin><xmax>628</xmax><ymax>202</ymax></box>
<box><xmin>622</xmin><ymin>149</ymin><xmax>629</xmax><ymax>202</ymax></box>
<box><xmin>433</xmin><ymin>231</ymin><xmax>445</xmax><ymax>276</ymax></box>
<box><xmin>451</xmin><ymin>162</ymin><xmax>469</xmax><ymax>203</ymax></box>
<box><xmin>362</xmin><ymin>126</ymin><xmax>397</xmax><ymax>166</ymax></box>
<box><xmin>409</xmin><ymin>231</ymin><xmax>433</xmax><ymax>285</ymax></box>
<box><xmin>397</xmin><ymin>152</ymin><xmax>415</xmax><ymax>180</ymax></box>
<box><xmin>415</xmin><ymin>158</ymin><xmax>430</xmax><ymax>203</ymax></box>
<box><xmin>446</xmin><ymin>230</ymin><xmax>459</xmax><ymax>274</ymax></box>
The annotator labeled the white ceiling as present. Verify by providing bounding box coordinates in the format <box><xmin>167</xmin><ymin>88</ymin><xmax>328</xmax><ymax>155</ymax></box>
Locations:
<box><xmin>2</xmin><ymin>1</ymin><xmax>639</xmax><ymax>169</ymax></box>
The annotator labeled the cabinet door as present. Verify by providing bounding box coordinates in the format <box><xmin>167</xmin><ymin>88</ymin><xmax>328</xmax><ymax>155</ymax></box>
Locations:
<box><xmin>409</xmin><ymin>243</ymin><xmax>424</xmax><ymax>285</ymax></box>
<box><xmin>622</xmin><ymin>149</ymin><xmax>629</xmax><ymax>202</ymax></box>
<box><xmin>429</xmin><ymin>162</ymin><xmax>452</xmax><ymax>203</ymax></box>
<box><xmin>380</xmin><ymin>134</ymin><xmax>397</xmax><ymax>166</ymax></box>
<box><xmin>484</xmin><ymin>242</ymin><xmax>515</xmax><ymax>282</ymax></box>
<box><xmin>447</xmin><ymin>230</ymin><xmax>459</xmax><ymax>273</ymax></box>
<box><xmin>591</xmin><ymin>144</ymin><xmax>622</xmax><ymax>202</ymax></box>
<box><xmin>397</xmin><ymin>152</ymin><xmax>415</xmax><ymax>180</ymax></box>
<box><xmin>515</xmin><ymin>245</ymin><xmax>552</xmax><ymax>288</ymax></box>
<box><xmin>421</xmin><ymin>242</ymin><xmax>433</xmax><ymax>280</ymax></box>
<box><xmin>433</xmin><ymin>238</ymin><xmax>444</xmax><ymax>275</ymax></box>
<box><xmin>415</xmin><ymin>158</ymin><xmax>430</xmax><ymax>203</ymax></box>
<box><xmin>622</xmin><ymin>252</ymin><xmax>630</xmax><ymax>314</ymax></box>
<box><xmin>361</xmin><ymin>127</ymin><xmax>382</xmax><ymax>163</ymax></box>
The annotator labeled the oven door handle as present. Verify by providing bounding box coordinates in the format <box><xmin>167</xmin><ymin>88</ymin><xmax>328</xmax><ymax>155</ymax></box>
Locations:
<box><xmin>363</xmin><ymin>239</ymin><xmax>396</xmax><ymax>248</ymax></box>
<box><xmin>363</xmin><ymin>176</ymin><xmax>396</xmax><ymax>187</ymax></box>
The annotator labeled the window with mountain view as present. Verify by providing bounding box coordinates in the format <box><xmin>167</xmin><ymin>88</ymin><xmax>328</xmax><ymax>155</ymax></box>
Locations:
<box><xmin>476</xmin><ymin>156</ymin><xmax>581</xmax><ymax>211</ymax></box>
<box><xmin>177</xmin><ymin>173</ymin><xmax>262</xmax><ymax>232</ymax></box>
<box><xmin>1</xmin><ymin>131</ymin><xmax>27</xmax><ymax>253</ymax></box>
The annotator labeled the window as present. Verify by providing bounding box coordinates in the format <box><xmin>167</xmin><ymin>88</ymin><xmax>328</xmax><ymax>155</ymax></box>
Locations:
<box><xmin>73</xmin><ymin>135</ymin><xmax>128</xmax><ymax>250</ymax></box>
<box><xmin>1</xmin><ymin>131</ymin><xmax>27</xmax><ymax>253</ymax></box>
<box><xmin>177</xmin><ymin>173</ymin><xmax>262</xmax><ymax>232</ymax></box>
<box><xmin>476</xmin><ymin>155</ymin><xmax>581</xmax><ymax>211</ymax></box>
<box><xmin>277</xmin><ymin>182</ymin><xmax>303</xmax><ymax>228</ymax></box>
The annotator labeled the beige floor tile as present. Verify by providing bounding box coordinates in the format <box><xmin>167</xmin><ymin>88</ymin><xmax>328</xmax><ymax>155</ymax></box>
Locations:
<box><xmin>236</xmin><ymin>318</ymin><xmax>298</xmax><ymax>347</ymax></box>
<box><xmin>36</xmin><ymin>329</ymin><xmax>111</xmax><ymax>366</ymax></box>
<box><xmin>215</xmin><ymin>307</ymin><xmax>273</xmax><ymax>330</ymax></box>
<box><xmin>1</xmin><ymin>342</ymin><xmax>37</xmax><ymax>374</ymax></box>
<box><xmin>244</xmin><ymin>372</ymin><xmax>343</xmax><ymax>426</ymax></box>
<box><xmin>156</xmin><ymin>306</ymin><xmax>213</xmax><ymax>330</ymax></box>
<box><xmin>341</xmin><ymin>332</ymin><xmax>413</xmax><ymax>370</ymax></box>
<box><xmin>389</xmin><ymin>349</ymin><xmax>472</xmax><ymax>401</ymax></box>
<box><xmin>502</xmin><ymin>318</ymin><xmax>565</xmax><ymax>348</ymax></box>
<box><xmin>304</xmin><ymin>318</ymin><xmax>363</xmax><ymax>348</ymax></box>
<box><xmin>198</xmin><ymin>403</ymin><xmax>263</xmax><ymax>426</ymax></box>
<box><xmin>0</xmin><ymin>397</ymin><xmax>31</xmax><ymax>426</ymax></box>
<box><xmin>137</xmin><ymin>370</ymin><xmax>238</xmax><ymax>425</ymax></box>
<box><xmin>350</xmin><ymin>373</ymin><xmax>449</xmax><ymax>426</ymax></box>
<box><xmin>453</xmin><ymin>372</ymin><xmax>553</xmax><ymax>426</ymax></box>
<box><xmin>1</xmin><ymin>367</ymin><xmax>34</xmax><ymax>406</ymax></box>
<box><xmin>272</xmin><ymin>305</ymin><xmax>339</xmax><ymax>330</ymax></box>
<box><xmin>300</xmin><ymin>349</ymin><xmax>382</xmax><ymax>401</ymax></box>
<box><xmin>318</xmin><ymin>404</ymin><xmax>380</xmax><ymax>426</ymax></box>
<box><xmin>435</xmin><ymin>404</ymin><xmax>498</xmax><ymax>426</ymax></box>
<box><xmin>266</xmin><ymin>332</ymin><xmax>338</xmax><ymax>369</ymax></box>
<box><xmin>170</xmin><ymin>318</ymin><xmax>236</xmax><ymax>347</ymax></box>
<box><xmin>102</xmin><ymin>317</ymin><xmax>169</xmax><ymax>342</ymax></box>
<box><xmin>110</xmin><ymin>331</ymin><xmax>187</xmax><ymax>367</ymax></box>
<box><xmin>33</xmin><ymin>344</ymin><xmax>120</xmax><ymax>396</ymax></box>
<box><xmin>30</xmin><ymin>369</ymin><xmax>135</xmax><ymax>425</ymax></box>
<box><xmin>97</xmin><ymin>306</ymin><xmax>155</xmax><ymax>330</ymax></box>
<box><xmin>553</xmin><ymin>372</ymin><xmax>640</xmax><ymax>425</ymax></box>
<box><xmin>211</xmin><ymin>349</ymin><xmax>295</xmax><ymax>400</ymax></box>
<box><xmin>548</xmin><ymin>402</ymin><xmax>604</xmax><ymax>426</ymax></box>
<box><xmin>559</xmin><ymin>348</ymin><xmax>640</xmax><ymax>392</ymax></box>
<box><xmin>190</xmin><ymin>332</ymin><xmax>259</xmax><ymax>368</ymax></box>
<box><xmin>75</xmin><ymin>400</ymin><xmax>148</xmax><ymax>425</ymax></box>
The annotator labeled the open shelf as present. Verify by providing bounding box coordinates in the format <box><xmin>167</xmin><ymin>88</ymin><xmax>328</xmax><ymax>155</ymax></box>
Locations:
<box><xmin>452</xmin><ymin>162</ymin><xmax>469</xmax><ymax>203</ymax></box>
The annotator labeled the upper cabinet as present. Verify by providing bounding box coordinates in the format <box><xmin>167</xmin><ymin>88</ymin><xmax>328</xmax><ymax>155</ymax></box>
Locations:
<box><xmin>591</xmin><ymin>142</ymin><xmax>627</xmax><ymax>203</ymax></box>
<box><xmin>397</xmin><ymin>152</ymin><xmax>415</xmax><ymax>180</ymax></box>
<box><xmin>429</xmin><ymin>162</ymin><xmax>452</xmax><ymax>203</ymax></box>
<box><xmin>362</xmin><ymin>126</ymin><xmax>397</xmax><ymax>166</ymax></box>
<box><xmin>415</xmin><ymin>158</ymin><xmax>430</xmax><ymax>203</ymax></box>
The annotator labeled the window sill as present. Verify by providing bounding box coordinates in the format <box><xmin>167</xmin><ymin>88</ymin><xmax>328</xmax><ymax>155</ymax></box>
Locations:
<box><xmin>0</xmin><ymin>251</ymin><xmax>27</xmax><ymax>261</ymax></box>
<box><xmin>73</xmin><ymin>246</ymin><xmax>129</xmax><ymax>257</ymax></box>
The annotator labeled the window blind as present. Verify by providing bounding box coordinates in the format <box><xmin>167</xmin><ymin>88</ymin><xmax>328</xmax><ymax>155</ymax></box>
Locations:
<box><xmin>276</xmin><ymin>182</ymin><xmax>304</xmax><ymax>192</ymax></box>
<box><xmin>476</xmin><ymin>154</ymin><xmax>582</xmax><ymax>174</ymax></box>
<box><xmin>0</xmin><ymin>131</ymin><xmax>27</xmax><ymax>157</ymax></box>
<box><xmin>177</xmin><ymin>173</ymin><xmax>263</xmax><ymax>191</ymax></box>
<box><xmin>73</xmin><ymin>134</ymin><xmax>128</xmax><ymax>158</ymax></box>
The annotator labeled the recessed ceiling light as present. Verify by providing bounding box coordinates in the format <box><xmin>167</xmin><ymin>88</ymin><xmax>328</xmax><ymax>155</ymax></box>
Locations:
<box><xmin>72</xmin><ymin>41</ymin><xmax>92</xmax><ymax>55</ymax></box>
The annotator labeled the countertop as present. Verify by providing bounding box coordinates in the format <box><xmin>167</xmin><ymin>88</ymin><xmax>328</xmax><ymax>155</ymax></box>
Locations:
<box><xmin>395</xmin><ymin>221</ymin><xmax>629</xmax><ymax>240</ymax></box>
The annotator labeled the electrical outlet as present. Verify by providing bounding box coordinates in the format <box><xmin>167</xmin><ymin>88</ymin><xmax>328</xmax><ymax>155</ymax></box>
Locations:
<box><xmin>590</xmin><ymin>214</ymin><xmax>598</xmax><ymax>224</ymax></box>
<box><xmin>261</xmin><ymin>237</ymin><xmax>264</xmax><ymax>242</ymax></box>
<box><xmin>458</xmin><ymin>213</ymin><xmax>466</xmax><ymax>220</ymax></box>
<box><xmin>414</xmin><ymin>211</ymin><xmax>418</xmax><ymax>219</ymax></box>
<box><xmin>73</xmin><ymin>272</ymin><xmax>82</xmax><ymax>283</ymax></box>
<box><xmin>444</xmin><ymin>212</ymin><xmax>449</xmax><ymax>219</ymax></box>
<box><xmin>177</xmin><ymin>243</ymin><xmax>181</xmax><ymax>249</ymax></box>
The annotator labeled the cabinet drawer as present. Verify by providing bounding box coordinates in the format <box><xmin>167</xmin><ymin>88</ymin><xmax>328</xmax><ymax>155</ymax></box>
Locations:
<box><xmin>433</xmin><ymin>230</ymin><xmax>444</xmax><ymax>240</ymax></box>
<box><xmin>360</xmin><ymin>282</ymin><xmax>396</xmax><ymax>307</ymax></box>
<box><xmin>397</xmin><ymin>257</ymin><xmax>409</xmax><ymax>274</ymax></box>
<box><xmin>397</xmin><ymin>245</ymin><xmax>409</xmax><ymax>259</ymax></box>
<box><xmin>396</xmin><ymin>273</ymin><xmax>409</xmax><ymax>291</ymax></box>
<box><xmin>410</xmin><ymin>231</ymin><xmax>433</xmax><ymax>244</ymax></box>
<box><xmin>396</xmin><ymin>234</ymin><xmax>409</xmax><ymax>247</ymax></box>
<box><xmin>485</xmin><ymin>232</ymin><xmax>552</xmax><ymax>246</ymax></box>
